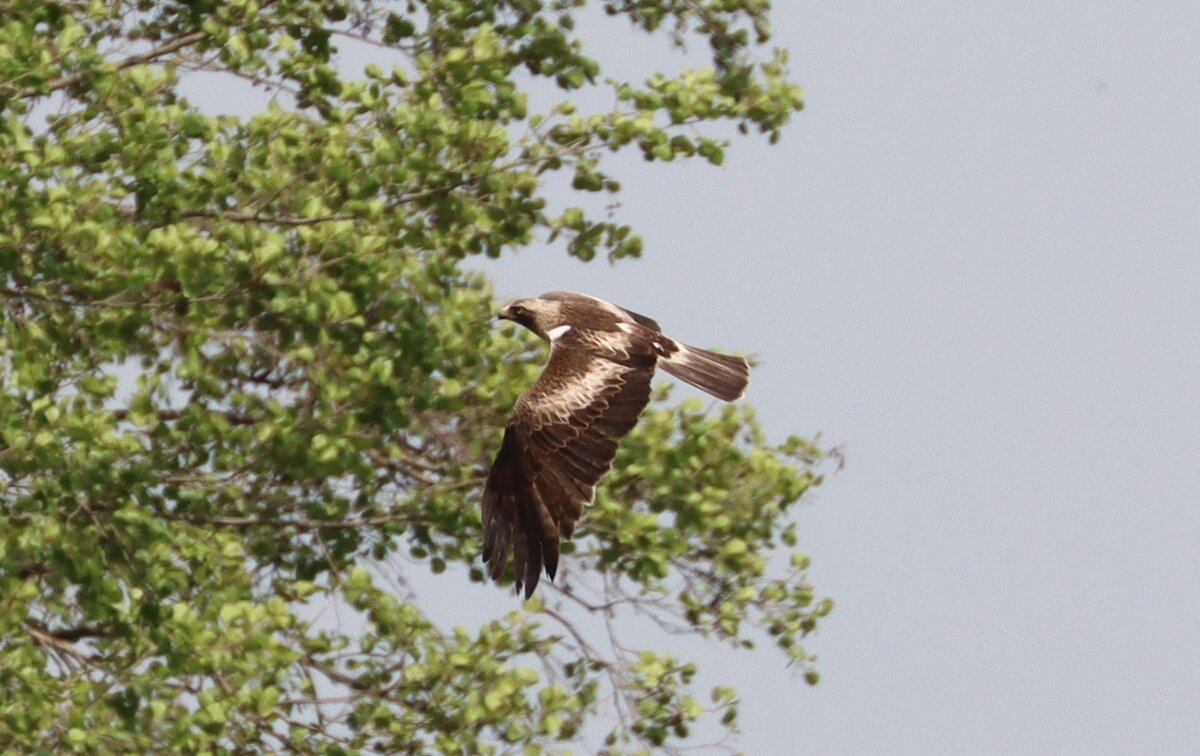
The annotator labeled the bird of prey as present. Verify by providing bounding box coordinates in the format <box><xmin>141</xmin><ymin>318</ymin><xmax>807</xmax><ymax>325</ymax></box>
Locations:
<box><xmin>482</xmin><ymin>291</ymin><xmax>750</xmax><ymax>598</ymax></box>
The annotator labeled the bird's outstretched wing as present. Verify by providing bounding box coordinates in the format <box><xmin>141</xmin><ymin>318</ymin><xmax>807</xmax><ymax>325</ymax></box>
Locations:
<box><xmin>481</xmin><ymin>328</ymin><xmax>655</xmax><ymax>597</ymax></box>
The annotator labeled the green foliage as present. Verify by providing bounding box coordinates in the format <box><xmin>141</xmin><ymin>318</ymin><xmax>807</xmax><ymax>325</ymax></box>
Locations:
<box><xmin>0</xmin><ymin>0</ymin><xmax>828</xmax><ymax>751</ymax></box>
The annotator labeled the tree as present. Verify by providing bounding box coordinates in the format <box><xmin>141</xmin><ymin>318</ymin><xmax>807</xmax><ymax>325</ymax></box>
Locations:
<box><xmin>0</xmin><ymin>1</ymin><xmax>832</xmax><ymax>751</ymax></box>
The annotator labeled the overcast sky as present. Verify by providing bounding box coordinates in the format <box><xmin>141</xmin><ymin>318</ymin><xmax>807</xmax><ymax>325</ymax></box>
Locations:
<box><xmin>183</xmin><ymin>2</ymin><xmax>1199</xmax><ymax>752</ymax></box>
<box><xmin>473</xmin><ymin>2</ymin><xmax>1200</xmax><ymax>754</ymax></box>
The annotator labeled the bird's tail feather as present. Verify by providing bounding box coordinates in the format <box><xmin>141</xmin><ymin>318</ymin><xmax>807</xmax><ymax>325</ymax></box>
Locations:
<box><xmin>658</xmin><ymin>342</ymin><xmax>749</xmax><ymax>401</ymax></box>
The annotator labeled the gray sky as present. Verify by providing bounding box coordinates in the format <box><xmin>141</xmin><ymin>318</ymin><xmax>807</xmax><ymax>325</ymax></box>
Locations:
<box><xmin>474</xmin><ymin>2</ymin><xmax>1200</xmax><ymax>754</ymax></box>
<box><xmin>181</xmin><ymin>2</ymin><xmax>1200</xmax><ymax>752</ymax></box>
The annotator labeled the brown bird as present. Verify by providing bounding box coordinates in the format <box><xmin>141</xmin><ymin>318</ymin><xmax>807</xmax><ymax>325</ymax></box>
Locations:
<box><xmin>482</xmin><ymin>291</ymin><xmax>750</xmax><ymax>597</ymax></box>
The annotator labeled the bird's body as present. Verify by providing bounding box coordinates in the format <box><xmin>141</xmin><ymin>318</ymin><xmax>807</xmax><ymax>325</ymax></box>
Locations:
<box><xmin>482</xmin><ymin>291</ymin><xmax>750</xmax><ymax>597</ymax></box>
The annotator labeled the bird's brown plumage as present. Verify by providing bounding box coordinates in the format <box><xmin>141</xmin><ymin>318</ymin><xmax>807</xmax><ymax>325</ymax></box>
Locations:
<box><xmin>482</xmin><ymin>291</ymin><xmax>749</xmax><ymax>597</ymax></box>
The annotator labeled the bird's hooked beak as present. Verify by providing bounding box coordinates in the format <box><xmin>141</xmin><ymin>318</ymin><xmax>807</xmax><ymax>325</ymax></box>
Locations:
<box><xmin>497</xmin><ymin>303</ymin><xmax>514</xmax><ymax>321</ymax></box>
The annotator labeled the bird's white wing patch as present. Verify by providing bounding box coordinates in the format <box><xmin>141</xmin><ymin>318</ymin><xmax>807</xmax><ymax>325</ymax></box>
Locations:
<box><xmin>532</xmin><ymin>359</ymin><xmax>625</xmax><ymax>422</ymax></box>
<box><xmin>584</xmin><ymin>329</ymin><xmax>635</xmax><ymax>359</ymax></box>
<box><xmin>546</xmin><ymin>324</ymin><xmax>572</xmax><ymax>341</ymax></box>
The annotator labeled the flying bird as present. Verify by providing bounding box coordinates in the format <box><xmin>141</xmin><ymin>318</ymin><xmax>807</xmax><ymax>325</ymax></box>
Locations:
<box><xmin>482</xmin><ymin>291</ymin><xmax>750</xmax><ymax>598</ymax></box>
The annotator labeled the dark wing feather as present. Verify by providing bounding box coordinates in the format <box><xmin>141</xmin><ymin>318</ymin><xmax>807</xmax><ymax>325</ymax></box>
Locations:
<box><xmin>481</xmin><ymin>426</ymin><xmax>521</xmax><ymax>578</ymax></box>
<box><xmin>482</xmin><ymin>329</ymin><xmax>655</xmax><ymax>597</ymax></box>
<box><xmin>615</xmin><ymin>305</ymin><xmax>661</xmax><ymax>333</ymax></box>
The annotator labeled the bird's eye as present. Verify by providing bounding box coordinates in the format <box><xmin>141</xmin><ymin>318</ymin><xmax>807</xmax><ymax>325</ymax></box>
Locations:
<box><xmin>510</xmin><ymin>305</ymin><xmax>525</xmax><ymax>315</ymax></box>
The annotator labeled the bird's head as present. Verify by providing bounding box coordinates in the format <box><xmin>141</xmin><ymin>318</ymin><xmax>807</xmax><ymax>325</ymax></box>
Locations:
<box><xmin>497</xmin><ymin>297</ymin><xmax>566</xmax><ymax>341</ymax></box>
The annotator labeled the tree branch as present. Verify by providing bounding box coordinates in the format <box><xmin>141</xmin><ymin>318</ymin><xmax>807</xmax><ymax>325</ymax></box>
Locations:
<box><xmin>178</xmin><ymin>209</ymin><xmax>358</xmax><ymax>226</ymax></box>
<box><xmin>21</xmin><ymin>30</ymin><xmax>208</xmax><ymax>98</ymax></box>
<box><xmin>24</xmin><ymin>622</ymin><xmax>103</xmax><ymax>666</ymax></box>
<box><xmin>112</xmin><ymin>407</ymin><xmax>260</xmax><ymax>426</ymax></box>
<box><xmin>41</xmin><ymin>624</ymin><xmax>110</xmax><ymax>642</ymax></box>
